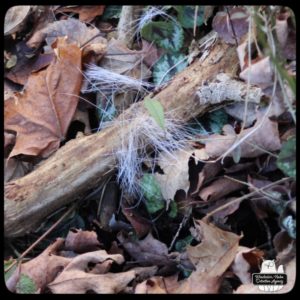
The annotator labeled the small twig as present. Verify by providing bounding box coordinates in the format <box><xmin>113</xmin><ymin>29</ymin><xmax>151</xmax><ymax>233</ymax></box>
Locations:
<box><xmin>193</xmin><ymin>6</ymin><xmax>199</xmax><ymax>37</ymax></box>
<box><xmin>4</xmin><ymin>204</ymin><xmax>75</xmax><ymax>274</ymax></box>
<box><xmin>168</xmin><ymin>215</ymin><xmax>189</xmax><ymax>251</ymax></box>
<box><xmin>203</xmin><ymin>177</ymin><xmax>291</xmax><ymax>221</ymax></box>
<box><xmin>225</xmin><ymin>6</ymin><xmax>239</xmax><ymax>46</ymax></box>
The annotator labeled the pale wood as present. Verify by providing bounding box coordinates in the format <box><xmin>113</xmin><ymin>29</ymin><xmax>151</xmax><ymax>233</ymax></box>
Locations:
<box><xmin>5</xmin><ymin>40</ymin><xmax>239</xmax><ymax>237</ymax></box>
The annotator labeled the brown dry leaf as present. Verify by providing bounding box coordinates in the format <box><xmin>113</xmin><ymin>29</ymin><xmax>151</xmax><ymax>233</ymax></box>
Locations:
<box><xmin>4</xmin><ymin>158</ymin><xmax>32</xmax><ymax>183</ymax></box>
<box><xmin>130</xmin><ymin>266</ymin><xmax>158</xmax><ymax>282</ymax></box>
<box><xmin>27</xmin><ymin>18</ymin><xmax>107</xmax><ymax>53</ymax></box>
<box><xmin>122</xmin><ymin>206</ymin><xmax>152</xmax><ymax>238</ymax></box>
<box><xmin>201</xmin><ymin>197</ymin><xmax>241</xmax><ymax>224</ymax></box>
<box><xmin>275</xmin><ymin>10</ymin><xmax>296</xmax><ymax>60</ymax></box>
<box><xmin>224</xmin><ymin>102</ymin><xmax>257</xmax><ymax>127</ymax></box>
<box><xmin>4</xmin><ymin>37</ymin><xmax>82</xmax><ymax>158</ymax></box>
<box><xmin>65</xmin><ymin>229</ymin><xmax>101</xmax><ymax>253</ymax></box>
<box><xmin>212</xmin><ymin>7</ymin><xmax>249</xmax><ymax>44</ymax></box>
<box><xmin>100</xmin><ymin>38</ymin><xmax>151</xmax><ymax>79</ymax></box>
<box><xmin>199</xmin><ymin>176</ymin><xmax>245</xmax><ymax>201</ymax></box>
<box><xmin>135</xmin><ymin>276</ymin><xmax>167</xmax><ymax>294</ymax></box>
<box><xmin>175</xmin><ymin>220</ymin><xmax>240</xmax><ymax>293</ymax></box>
<box><xmin>4</xmin><ymin>132</ymin><xmax>16</xmax><ymax>149</ymax></box>
<box><xmin>5</xmin><ymin>53</ymin><xmax>54</xmax><ymax>86</ymax></box>
<box><xmin>141</xmin><ymin>39</ymin><xmax>164</xmax><ymax>68</ymax></box>
<box><xmin>4</xmin><ymin>6</ymin><xmax>31</xmax><ymax>36</ymax></box>
<box><xmin>231</xmin><ymin>246</ymin><xmax>264</xmax><ymax>284</ymax></box>
<box><xmin>155</xmin><ymin>149</ymin><xmax>209</xmax><ymax>203</ymax></box>
<box><xmin>117</xmin><ymin>232</ymin><xmax>175</xmax><ymax>268</ymax></box>
<box><xmin>191</xmin><ymin>161</ymin><xmax>222</xmax><ymax>195</ymax></box>
<box><xmin>56</xmin><ymin>6</ymin><xmax>105</xmax><ymax>23</ymax></box>
<box><xmin>48</xmin><ymin>250</ymin><xmax>135</xmax><ymax>294</ymax></box>
<box><xmin>6</xmin><ymin>239</ymin><xmax>71</xmax><ymax>293</ymax></box>
<box><xmin>204</xmin><ymin>112</ymin><xmax>281</xmax><ymax>159</ymax></box>
<box><xmin>135</xmin><ymin>274</ymin><xmax>180</xmax><ymax>294</ymax></box>
<box><xmin>239</xmin><ymin>56</ymin><xmax>273</xmax><ymax>88</ymax></box>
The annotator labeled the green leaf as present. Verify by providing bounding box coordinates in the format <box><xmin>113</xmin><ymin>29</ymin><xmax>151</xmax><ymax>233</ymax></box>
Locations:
<box><xmin>102</xmin><ymin>5</ymin><xmax>122</xmax><ymax>20</ymax></box>
<box><xmin>174</xmin><ymin>6</ymin><xmax>204</xmax><ymax>28</ymax></box>
<box><xmin>277</xmin><ymin>136</ymin><xmax>296</xmax><ymax>178</ymax></box>
<box><xmin>153</xmin><ymin>53</ymin><xmax>188</xmax><ymax>85</ymax></box>
<box><xmin>168</xmin><ymin>201</ymin><xmax>178</xmax><ymax>218</ymax></box>
<box><xmin>140</xmin><ymin>174</ymin><xmax>165</xmax><ymax>214</ymax></box>
<box><xmin>141</xmin><ymin>21</ymin><xmax>184</xmax><ymax>52</ymax></box>
<box><xmin>175</xmin><ymin>235</ymin><xmax>194</xmax><ymax>252</ymax></box>
<box><xmin>144</xmin><ymin>97</ymin><xmax>165</xmax><ymax>130</ymax></box>
<box><xmin>208</xmin><ymin>109</ymin><xmax>228</xmax><ymax>134</ymax></box>
<box><xmin>16</xmin><ymin>274</ymin><xmax>37</xmax><ymax>294</ymax></box>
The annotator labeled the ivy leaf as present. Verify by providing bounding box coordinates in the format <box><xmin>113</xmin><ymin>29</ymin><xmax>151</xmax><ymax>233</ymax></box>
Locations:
<box><xmin>140</xmin><ymin>21</ymin><xmax>184</xmax><ymax>52</ymax></box>
<box><xmin>144</xmin><ymin>97</ymin><xmax>165</xmax><ymax>130</ymax></box>
<box><xmin>16</xmin><ymin>274</ymin><xmax>37</xmax><ymax>294</ymax></box>
<box><xmin>140</xmin><ymin>174</ymin><xmax>165</xmax><ymax>214</ymax></box>
<box><xmin>175</xmin><ymin>235</ymin><xmax>194</xmax><ymax>252</ymax></box>
<box><xmin>174</xmin><ymin>6</ymin><xmax>205</xmax><ymax>28</ymax></box>
<box><xmin>208</xmin><ymin>109</ymin><xmax>228</xmax><ymax>134</ymax></box>
<box><xmin>277</xmin><ymin>136</ymin><xmax>296</xmax><ymax>178</ymax></box>
<box><xmin>168</xmin><ymin>201</ymin><xmax>178</xmax><ymax>218</ymax></box>
<box><xmin>153</xmin><ymin>53</ymin><xmax>188</xmax><ymax>85</ymax></box>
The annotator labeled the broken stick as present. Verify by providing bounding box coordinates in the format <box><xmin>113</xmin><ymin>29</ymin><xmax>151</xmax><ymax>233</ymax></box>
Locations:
<box><xmin>5</xmin><ymin>40</ymin><xmax>240</xmax><ymax>238</ymax></box>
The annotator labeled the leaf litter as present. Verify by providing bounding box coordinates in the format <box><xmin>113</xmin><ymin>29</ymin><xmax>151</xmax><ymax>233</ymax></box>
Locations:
<box><xmin>4</xmin><ymin>5</ymin><xmax>296</xmax><ymax>294</ymax></box>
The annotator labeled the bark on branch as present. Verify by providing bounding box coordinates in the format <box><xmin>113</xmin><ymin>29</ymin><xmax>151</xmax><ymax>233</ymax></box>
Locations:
<box><xmin>5</xmin><ymin>40</ymin><xmax>240</xmax><ymax>238</ymax></box>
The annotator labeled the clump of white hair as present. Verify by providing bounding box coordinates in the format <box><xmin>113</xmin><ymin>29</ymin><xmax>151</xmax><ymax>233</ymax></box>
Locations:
<box><xmin>82</xmin><ymin>64</ymin><xmax>154</xmax><ymax>94</ymax></box>
<box><xmin>114</xmin><ymin>112</ymin><xmax>193</xmax><ymax>197</ymax></box>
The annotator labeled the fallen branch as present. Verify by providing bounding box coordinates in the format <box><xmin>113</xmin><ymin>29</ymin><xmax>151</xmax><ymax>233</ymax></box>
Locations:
<box><xmin>5</xmin><ymin>39</ymin><xmax>240</xmax><ymax>237</ymax></box>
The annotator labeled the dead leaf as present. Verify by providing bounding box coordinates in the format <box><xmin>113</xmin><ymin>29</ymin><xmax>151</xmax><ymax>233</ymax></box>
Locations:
<box><xmin>4</xmin><ymin>158</ymin><xmax>32</xmax><ymax>182</ymax></box>
<box><xmin>231</xmin><ymin>246</ymin><xmax>264</xmax><ymax>284</ymax></box>
<box><xmin>239</xmin><ymin>56</ymin><xmax>273</xmax><ymax>88</ymax></box>
<box><xmin>199</xmin><ymin>176</ymin><xmax>245</xmax><ymax>201</ymax></box>
<box><xmin>204</xmin><ymin>112</ymin><xmax>281</xmax><ymax>159</ymax></box>
<box><xmin>224</xmin><ymin>102</ymin><xmax>257</xmax><ymax>127</ymax></box>
<box><xmin>117</xmin><ymin>232</ymin><xmax>176</xmax><ymax>268</ymax></box>
<box><xmin>6</xmin><ymin>238</ymin><xmax>71</xmax><ymax>293</ymax></box>
<box><xmin>191</xmin><ymin>161</ymin><xmax>222</xmax><ymax>195</ymax></box>
<box><xmin>135</xmin><ymin>276</ymin><xmax>167</xmax><ymax>294</ymax></box>
<box><xmin>175</xmin><ymin>220</ymin><xmax>241</xmax><ymax>293</ymax></box>
<box><xmin>141</xmin><ymin>39</ymin><xmax>164</xmax><ymax>68</ymax></box>
<box><xmin>130</xmin><ymin>266</ymin><xmax>158</xmax><ymax>282</ymax></box>
<box><xmin>5</xmin><ymin>37</ymin><xmax>82</xmax><ymax>158</ymax></box>
<box><xmin>5</xmin><ymin>53</ymin><xmax>54</xmax><ymax>86</ymax></box>
<box><xmin>212</xmin><ymin>7</ymin><xmax>249</xmax><ymax>44</ymax></box>
<box><xmin>275</xmin><ymin>10</ymin><xmax>296</xmax><ymax>60</ymax></box>
<box><xmin>4</xmin><ymin>132</ymin><xmax>16</xmax><ymax>149</ymax></box>
<box><xmin>65</xmin><ymin>229</ymin><xmax>101</xmax><ymax>253</ymax></box>
<box><xmin>135</xmin><ymin>274</ymin><xmax>180</xmax><ymax>294</ymax></box>
<box><xmin>56</xmin><ymin>6</ymin><xmax>105</xmax><ymax>23</ymax></box>
<box><xmin>201</xmin><ymin>197</ymin><xmax>241</xmax><ymax>223</ymax></box>
<box><xmin>27</xmin><ymin>18</ymin><xmax>107</xmax><ymax>53</ymax></box>
<box><xmin>4</xmin><ymin>6</ymin><xmax>31</xmax><ymax>36</ymax></box>
<box><xmin>155</xmin><ymin>149</ymin><xmax>209</xmax><ymax>203</ymax></box>
<box><xmin>122</xmin><ymin>206</ymin><xmax>152</xmax><ymax>238</ymax></box>
<box><xmin>100</xmin><ymin>38</ymin><xmax>151</xmax><ymax>79</ymax></box>
<box><xmin>48</xmin><ymin>250</ymin><xmax>135</xmax><ymax>294</ymax></box>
